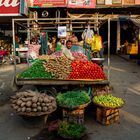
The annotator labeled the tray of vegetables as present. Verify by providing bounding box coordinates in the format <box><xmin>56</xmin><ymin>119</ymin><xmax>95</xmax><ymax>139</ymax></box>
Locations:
<box><xmin>18</xmin><ymin>59</ymin><xmax>54</xmax><ymax>79</ymax></box>
<box><xmin>56</xmin><ymin>91</ymin><xmax>90</xmax><ymax>109</ymax></box>
<box><xmin>58</xmin><ymin>121</ymin><xmax>86</xmax><ymax>139</ymax></box>
<box><xmin>11</xmin><ymin>90</ymin><xmax>57</xmax><ymax>116</ymax></box>
<box><xmin>93</xmin><ymin>94</ymin><xmax>125</xmax><ymax>109</ymax></box>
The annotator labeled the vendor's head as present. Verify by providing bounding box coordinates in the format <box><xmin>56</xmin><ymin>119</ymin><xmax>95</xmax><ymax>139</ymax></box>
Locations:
<box><xmin>66</xmin><ymin>40</ymin><xmax>72</xmax><ymax>49</ymax></box>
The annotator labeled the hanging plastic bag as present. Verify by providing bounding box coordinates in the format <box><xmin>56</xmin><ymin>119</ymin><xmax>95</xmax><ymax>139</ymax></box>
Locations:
<box><xmin>82</xmin><ymin>25</ymin><xmax>94</xmax><ymax>44</ymax></box>
<box><xmin>27</xmin><ymin>44</ymin><xmax>41</xmax><ymax>60</ymax></box>
<box><xmin>91</xmin><ymin>35</ymin><xmax>102</xmax><ymax>52</ymax></box>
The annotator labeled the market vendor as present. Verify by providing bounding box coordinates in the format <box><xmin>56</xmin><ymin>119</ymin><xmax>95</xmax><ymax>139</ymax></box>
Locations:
<box><xmin>69</xmin><ymin>32</ymin><xmax>78</xmax><ymax>44</ymax></box>
<box><xmin>66</xmin><ymin>40</ymin><xmax>73</xmax><ymax>50</ymax></box>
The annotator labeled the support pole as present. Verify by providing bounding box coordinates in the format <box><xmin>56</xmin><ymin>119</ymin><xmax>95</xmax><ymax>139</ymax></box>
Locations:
<box><xmin>108</xmin><ymin>18</ymin><xmax>111</xmax><ymax>81</ymax></box>
<box><xmin>12</xmin><ymin>19</ymin><xmax>16</xmax><ymax>79</ymax></box>
<box><xmin>117</xmin><ymin>19</ymin><xmax>121</xmax><ymax>53</ymax></box>
<box><xmin>27</xmin><ymin>20</ymin><xmax>30</xmax><ymax>44</ymax></box>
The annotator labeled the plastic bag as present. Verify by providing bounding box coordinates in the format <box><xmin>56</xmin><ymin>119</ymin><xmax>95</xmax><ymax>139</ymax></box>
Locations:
<box><xmin>91</xmin><ymin>35</ymin><xmax>102</xmax><ymax>52</ymax></box>
<box><xmin>82</xmin><ymin>25</ymin><xmax>94</xmax><ymax>44</ymax></box>
<box><xmin>27</xmin><ymin>44</ymin><xmax>41</xmax><ymax>60</ymax></box>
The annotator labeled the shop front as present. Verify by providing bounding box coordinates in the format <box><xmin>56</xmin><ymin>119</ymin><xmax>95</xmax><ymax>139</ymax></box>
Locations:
<box><xmin>0</xmin><ymin>0</ymin><xmax>29</xmax><ymax>64</ymax></box>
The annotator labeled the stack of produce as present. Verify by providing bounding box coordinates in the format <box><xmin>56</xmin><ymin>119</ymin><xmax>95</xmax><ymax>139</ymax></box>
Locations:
<box><xmin>58</xmin><ymin>121</ymin><xmax>86</xmax><ymax>139</ymax></box>
<box><xmin>43</xmin><ymin>55</ymin><xmax>73</xmax><ymax>79</ymax></box>
<box><xmin>11</xmin><ymin>90</ymin><xmax>57</xmax><ymax>115</ymax></box>
<box><xmin>71</xmin><ymin>52</ymin><xmax>88</xmax><ymax>61</ymax></box>
<box><xmin>93</xmin><ymin>94</ymin><xmax>125</xmax><ymax>108</ymax></box>
<box><xmin>52</xmin><ymin>51</ymin><xmax>88</xmax><ymax>61</ymax></box>
<box><xmin>18</xmin><ymin>60</ymin><xmax>53</xmax><ymax>79</ymax></box>
<box><xmin>56</xmin><ymin>91</ymin><xmax>90</xmax><ymax>109</ymax></box>
<box><xmin>69</xmin><ymin>60</ymin><xmax>106</xmax><ymax>80</ymax></box>
<box><xmin>39</xmin><ymin>55</ymin><xmax>56</xmax><ymax>61</ymax></box>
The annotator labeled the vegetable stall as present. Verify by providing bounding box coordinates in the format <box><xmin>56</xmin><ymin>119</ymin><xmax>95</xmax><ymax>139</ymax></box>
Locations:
<box><xmin>12</xmin><ymin>17</ymin><xmax>111</xmax><ymax>89</ymax></box>
<box><xmin>10</xmin><ymin>17</ymin><xmax>125</xmax><ymax>138</ymax></box>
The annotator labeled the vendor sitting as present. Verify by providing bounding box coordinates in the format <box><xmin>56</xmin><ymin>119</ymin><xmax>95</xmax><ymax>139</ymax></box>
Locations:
<box><xmin>69</xmin><ymin>32</ymin><xmax>78</xmax><ymax>44</ymax></box>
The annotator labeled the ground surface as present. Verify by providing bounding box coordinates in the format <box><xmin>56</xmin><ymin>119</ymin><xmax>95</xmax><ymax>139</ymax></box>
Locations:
<box><xmin>0</xmin><ymin>55</ymin><xmax>140</xmax><ymax>140</ymax></box>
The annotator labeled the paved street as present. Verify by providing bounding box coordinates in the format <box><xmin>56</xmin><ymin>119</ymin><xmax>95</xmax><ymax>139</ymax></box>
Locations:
<box><xmin>0</xmin><ymin>55</ymin><xmax>140</xmax><ymax>140</ymax></box>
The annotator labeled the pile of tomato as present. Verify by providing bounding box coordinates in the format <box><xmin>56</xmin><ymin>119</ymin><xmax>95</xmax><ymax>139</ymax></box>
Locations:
<box><xmin>69</xmin><ymin>60</ymin><xmax>106</xmax><ymax>80</ymax></box>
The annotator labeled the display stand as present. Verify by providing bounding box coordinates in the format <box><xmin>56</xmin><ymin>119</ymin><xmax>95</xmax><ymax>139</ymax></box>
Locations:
<box><xmin>12</xmin><ymin>17</ymin><xmax>111</xmax><ymax>88</ymax></box>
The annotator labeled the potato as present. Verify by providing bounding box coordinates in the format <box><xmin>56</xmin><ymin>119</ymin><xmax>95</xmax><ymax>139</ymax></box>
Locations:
<box><xmin>32</xmin><ymin>103</ymin><xmax>37</xmax><ymax>108</ymax></box>
<box><xmin>21</xmin><ymin>98</ymin><xmax>27</xmax><ymax>102</ymax></box>
<box><xmin>37</xmin><ymin>102</ymin><xmax>41</xmax><ymax>106</ymax></box>
<box><xmin>21</xmin><ymin>107</ymin><xmax>26</xmax><ymax>112</ymax></box>
<box><xmin>21</xmin><ymin>102</ymin><xmax>26</xmax><ymax>107</ymax></box>
<box><xmin>49</xmin><ymin>96</ymin><xmax>55</xmax><ymax>101</ymax></box>
<box><xmin>13</xmin><ymin>105</ymin><xmax>18</xmax><ymax>110</ymax></box>
<box><xmin>37</xmin><ymin>106</ymin><xmax>42</xmax><ymax>112</ymax></box>
<box><xmin>38</xmin><ymin>97</ymin><xmax>43</xmax><ymax>103</ymax></box>
<box><xmin>26</xmin><ymin>108</ymin><xmax>31</xmax><ymax>112</ymax></box>
<box><xmin>11</xmin><ymin>100</ymin><xmax>17</xmax><ymax>104</ymax></box>
<box><xmin>26</xmin><ymin>101</ymin><xmax>32</xmax><ymax>107</ymax></box>
<box><xmin>42</xmin><ymin>93</ymin><xmax>46</xmax><ymax>96</ymax></box>
<box><xmin>17</xmin><ymin>108</ymin><xmax>21</xmax><ymax>112</ymax></box>
<box><xmin>16</xmin><ymin>94</ymin><xmax>21</xmax><ymax>98</ymax></box>
<box><xmin>43</xmin><ymin>97</ymin><xmax>49</xmax><ymax>103</ymax></box>
<box><xmin>24</xmin><ymin>91</ymin><xmax>36</xmax><ymax>97</ymax></box>
<box><xmin>32</xmin><ymin>108</ymin><xmax>37</xmax><ymax>112</ymax></box>
<box><xmin>42</xmin><ymin>107</ymin><xmax>48</xmax><ymax>112</ymax></box>
<box><xmin>41</xmin><ymin>103</ymin><xmax>46</xmax><ymax>107</ymax></box>
<box><xmin>17</xmin><ymin>100</ymin><xmax>22</xmax><ymax>106</ymax></box>
<box><xmin>26</xmin><ymin>97</ymin><xmax>32</xmax><ymax>101</ymax></box>
<box><xmin>32</xmin><ymin>97</ymin><xmax>38</xmax><ymax>103</ymax></box>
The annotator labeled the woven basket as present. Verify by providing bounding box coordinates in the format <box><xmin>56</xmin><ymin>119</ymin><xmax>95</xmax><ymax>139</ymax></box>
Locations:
<box><xmin>16</xmin><ymin>107</ymin><xmax>56</xmax><ymax>117</ymax></box>
<box><xmin>93</xmin><ymin>101</ymin><xmax>125</xmax><ymax>109</ymax></box>
<box><xmin>59</xmin><ymin>101</ymin><xmax>90</xmax><ymax>110</ymax></box>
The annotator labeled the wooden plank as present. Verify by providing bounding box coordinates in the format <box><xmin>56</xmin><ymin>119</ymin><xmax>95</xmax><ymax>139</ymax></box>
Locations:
<box><xmin>16</xmin><ymin>78</ymin><xmax>109</xmax><ymax>86</ymax></box>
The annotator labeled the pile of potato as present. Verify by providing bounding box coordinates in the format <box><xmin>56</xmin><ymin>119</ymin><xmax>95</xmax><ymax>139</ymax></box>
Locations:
<box><xmin>11</xmin><ymin>90</ymin><xmax>57</xmax><ymax>115</ymax></box>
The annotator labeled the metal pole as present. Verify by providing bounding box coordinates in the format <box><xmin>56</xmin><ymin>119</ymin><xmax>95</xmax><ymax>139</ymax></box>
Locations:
<box><xmin>12</xmin><ymin>19</ymin><xmax>16</xmax><ymax>80</ymax></box>
<box><xmin>108</xmin><ymin>18</ymin><xmax>111</xmax><ymax>81</ymax></box>
<box><xmin>27</xmin><ymin>20</ymin><xmax>30</xmax><ymax>44</ymax></box>
<box><xmin>117</xmin><ymin>19</ymin><xmax>121</xmax><ymax>53</ymax></box>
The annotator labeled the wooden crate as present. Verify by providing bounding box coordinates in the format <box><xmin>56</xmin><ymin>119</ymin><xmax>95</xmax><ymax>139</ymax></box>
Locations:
<box><xmin>63</xmin><ymin>108</ymin><xmax>85</xmax><ymax>124</ymax></box>
<box><xmin>96</xmin><ymin>107</ymin><xmax>120</xmax><ymax>125</ymax></box>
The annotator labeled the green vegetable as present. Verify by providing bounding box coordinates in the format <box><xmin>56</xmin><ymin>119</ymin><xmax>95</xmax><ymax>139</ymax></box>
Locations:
<box><xmin>93</xmin><ymin>94</ymin><xmax>125</xmax><ymax>108</ymax></box>
<box><xmin>18</xmin><ymin>59</ymin><xmax>54</xmax><ymax>79</ymax></box>
<box><xmin>58</xmin><ymin>121</ymin><xmax>85</xmax><ymax>138</ymax></box>
<box><xmin>56</xmin><ymin>91</ymin><xmax>90</xmax><ymax>108</ymax></box>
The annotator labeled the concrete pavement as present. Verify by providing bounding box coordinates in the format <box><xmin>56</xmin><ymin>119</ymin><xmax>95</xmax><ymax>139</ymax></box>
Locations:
<box><xmin>0</xmin><ymin>55</ymin><xmax>140</xmax><ymax>140</ymax></box>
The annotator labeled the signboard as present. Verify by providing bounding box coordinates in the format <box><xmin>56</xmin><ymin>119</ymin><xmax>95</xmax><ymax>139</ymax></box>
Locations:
<box><xmin>33</xmin><ymin>0</ymin><xmax>66</xmax><ymax>7</ymax></box>
<box><xmin>67</xmin><ymin>0</ymin><xmax>96</xmax><ymax>8</ymax></box>
<box><xmin>123</xmin><ymin>0</ymin><xmax>135</xmax><ymax>4</ymax></box>
<box><xmin>105</xmin><ymin>0</ymin><xmax>112</xmax><ymax>5</ymax></box>
<box><xmin>0</xmin><ymin>0</ymin><xmax>20</xmax><ymax>16</ymax></box>
<box><xmin>135</xmin><ymin>0</ymin><xmax>140</xmax><ymax>4</ymax></box>
<box><xmin>20</xmin><ymin>0</ymin><xmax>28</xmax><ymax>16</ymax></box>
<box><xmin>58</xmin><ymin>26</ymin><xmax>67</xmax><ymax>38</ymax></box>
<box><xmin>96</xmin><ymin>0</ymin><xmax>105</xmax><ymax>5</ymax></box>
<box><xmin>112</xmin><ymin>0</ymin><xmax>122</xmax><ymax>4</ymax></box>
